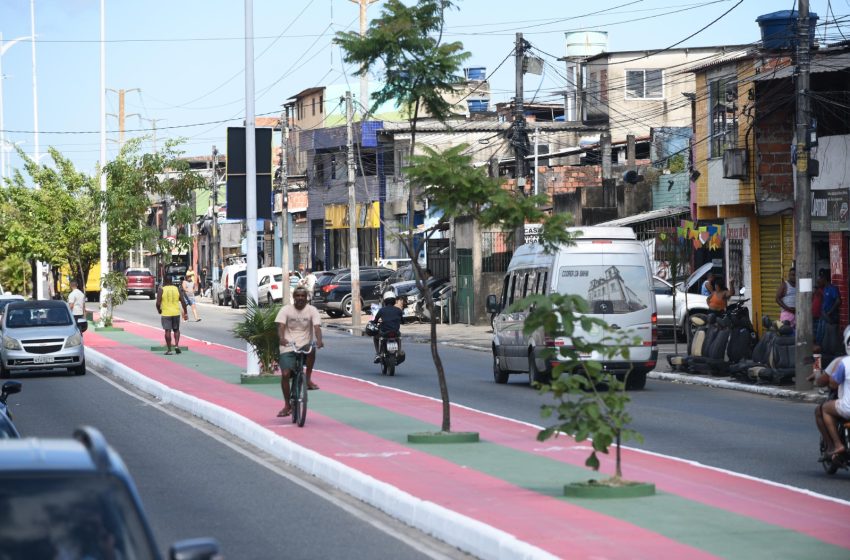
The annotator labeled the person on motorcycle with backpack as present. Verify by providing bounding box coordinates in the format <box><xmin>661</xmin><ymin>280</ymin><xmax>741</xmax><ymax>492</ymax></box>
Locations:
<box><xmin>814</xmin><ymin>325</ymin><xmax>850</xmax><ymax>461</ymax></box>
<box><xmin>373</xmin><ymin>291</ymin><xmax>403</xmax><ymax>363</ymax></box>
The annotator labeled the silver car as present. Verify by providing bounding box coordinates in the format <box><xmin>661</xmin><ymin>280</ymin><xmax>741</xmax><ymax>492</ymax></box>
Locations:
<box><xmin>653</xmin><ymin>276</ymin><xmax>710</xmax><ymax>334</ymax></box>
<box><xmin>0</xmin><ymin>300</ymin><xmax>87</xmax><ymax>378</ymax></box>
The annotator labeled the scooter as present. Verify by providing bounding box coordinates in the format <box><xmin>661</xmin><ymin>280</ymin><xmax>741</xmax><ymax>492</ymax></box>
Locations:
<box><xmin>367</xmin><ymin>305</ymin><xmax>405</xmax><ymax>376</ymax></box>
<box><xmin>819</xmin><ymin>389</ymin><xmax>850</xmax><ymax>475</ymax></box>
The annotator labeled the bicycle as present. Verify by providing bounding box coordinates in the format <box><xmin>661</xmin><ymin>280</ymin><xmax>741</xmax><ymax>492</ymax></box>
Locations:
<box><xmin>287</xmin><ymin>342</ymin><xmax>314</xmax><ymax>427</ymax></box>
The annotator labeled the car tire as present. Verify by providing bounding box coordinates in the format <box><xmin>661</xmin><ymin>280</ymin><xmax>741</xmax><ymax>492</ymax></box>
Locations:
<box><xmin>148</xmin><ymin>293</ymin><xmax>155</xmax><ymax>300</ymax></box>
<box><xmin>326</xmin><ymin>310</ymin><xmax>342</xmax><ymax>318</ymax></box>
<box><xmin>231</xmin><ymin>297</ymin><xmax>238</xmax><ymax>309</ymax></box>
<box><xmin>267</xmin><ymin>294</ymin><xmax>274</xmax><ymax>307</ymax></box>
<box><xmin>528</xmin><ymin>352</ymin><xmax>547</xmax><ymax>387</ymax></box>
<box><xmin>0</xmin><ymin>362</ymin><xmax>9</xmax><ymax>380</ymax></box>
<box><xmin>493</xmin><ymin>350</ymin><xmax>509</xmax><ymax>384</ymax></box>
<box><xmin>342</xmin><ymin>296</ymin><xmax>362</xmax><ymax>317</ymax></box>
<box><xmin>72</xmin><ymin>361</ymin><xmax>86</xmax><ymax>376</ymax></box>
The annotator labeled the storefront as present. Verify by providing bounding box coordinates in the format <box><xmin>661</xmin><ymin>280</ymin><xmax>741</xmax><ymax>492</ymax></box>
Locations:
<box><xmin>323</xmin><ymin>202</ymin><xmax>381</xmax><ymax>268</ymax></box>
<box><xmin>755</xmin><ymin>214</ymin><xmax>794</xmax><ymax>328</ymax></box>
<box><xmin>813</xmin><ymin>188</ymin><xmax>849</xmax><ymax>328</ymax></box>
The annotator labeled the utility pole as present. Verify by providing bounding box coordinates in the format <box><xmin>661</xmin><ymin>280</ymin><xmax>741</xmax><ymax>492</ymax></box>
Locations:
<box><xmin>795</xmin><ymin>0</ymin><xmax>813</xmax><ymax>390</ymax></box>
<box><xmin>345</xmin><ymin>91</ymin><xmax>362</xmax><ymax>327</ymax></box>
<box><xmin>279</xmin><ymin>104</ymin><xmax>291</xmax><ymax>305</ymax></box>
<box><xmin>211</xmin><ymin>146</ymin><xmax>220</xmax><ymax>285</ymax></box>
<box><xmin>533</xmin><ymin>127</ymin><xmax>540</xmax><ymax>196</ymax></box>
<box><xmin>137</xmin><ymin>116</ymin><xmax>163</xmax><ymax>153</ymax></box>
<box><xmin>513</xmin><ymin>32</ymin><xmax>531</xmax><ymax>245</ymax></box>
<box><xmin>106</xmin><ymin>88</ymin><xmax>139</xmax><ymax>148</ymax></box>
<box><xmin>348</xmin><ymin>0</ymin><xmax>379</xmax><ymax>116</ymax></box>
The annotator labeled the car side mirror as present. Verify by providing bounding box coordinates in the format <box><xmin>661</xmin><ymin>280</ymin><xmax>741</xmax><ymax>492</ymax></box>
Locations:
<box><xmin>168</xmin><ymin>538</ymin><xmax>221</xmax><ymax>560</ymax></box>
<box><xmin>77</xmin><ymin>317</ymin><xmax>88</xmax><ymax>333</ymax></box>
<box><xmin>1</xmin><ymin>381</ymin><xmax>21</xmax><ymax>398</ymax></box>
<box><xmin>739</xmin><ymin>286</ymin><xmax>746</xmax><ymax>296</ymax></box>
<box><xmin>485</xmin><ymin>294</ymin><xmax>499</xmax><ymax>314</ymax></box>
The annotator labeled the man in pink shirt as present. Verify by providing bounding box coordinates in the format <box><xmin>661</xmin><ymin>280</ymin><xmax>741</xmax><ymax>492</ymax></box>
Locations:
<box><xmin>275</xmin><ymin>286</ymin><xmax>323</xmax><ymax>417</ymax></box>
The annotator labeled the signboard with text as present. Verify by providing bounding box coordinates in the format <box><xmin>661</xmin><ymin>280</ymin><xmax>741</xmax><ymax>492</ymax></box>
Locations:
<box><xmin>811</xmin><ymin>189</ymin><xmax>849</xmax><ymax>232</ymax></box>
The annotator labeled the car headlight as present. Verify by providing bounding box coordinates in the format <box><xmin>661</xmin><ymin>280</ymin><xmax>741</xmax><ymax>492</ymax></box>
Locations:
<box><xmin>2</xmin><ymin>336</ymin><xmax>21</xmax><ymax>351</ymax></box>
<box><xmin>64</xmin><ymin>332</ymin><xmax>82</xmax><ymax>348</ymax></box>
<box><xmin>407</xmin><ymin>295</ymin><xmax>417</xmax><ymax>303</ymax></box>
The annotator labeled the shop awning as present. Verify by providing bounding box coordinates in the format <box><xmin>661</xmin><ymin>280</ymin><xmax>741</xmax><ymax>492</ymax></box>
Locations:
<box><xmin>596</xmin><ymin>206</ymin><xmax>690</xmax><ymax>228</ymax></box>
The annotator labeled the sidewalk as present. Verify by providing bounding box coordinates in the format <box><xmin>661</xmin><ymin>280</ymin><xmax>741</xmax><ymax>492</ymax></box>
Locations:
<box><xmin>85</xmin><ymin>317</ymin><xmax>850</xmax><ymax>559</ymax></box>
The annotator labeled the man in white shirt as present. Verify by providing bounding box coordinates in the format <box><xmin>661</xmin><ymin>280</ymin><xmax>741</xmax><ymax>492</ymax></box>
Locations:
<box><xmin>275</xmin><ymin>286</ymin><xmax>323</xmax><ymax>417</ymax></box>
<box><xmin>67</xmin><ymin>280</ymin><xmax>86</xmax><ymax>320</ymax></box>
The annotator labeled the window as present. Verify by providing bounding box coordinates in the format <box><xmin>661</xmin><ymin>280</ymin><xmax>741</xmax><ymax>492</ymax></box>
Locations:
<box><xmin>319</xmin><ymin>95</ymin><xmax>323</xmax><ymax>114</ymax></box>
<box><xmin>625</xmin><ymin>69</ymin><xmax>663</xmax><ymax>99</ymax></box>
<box><xmin>710</xmin><ymin>77</ymin><xmax>738</xmax><ymax>158</ymax></box>
<box><xmin>312</xmin><ymin>98</ymin><xmax>316</xmax><ymax>116</ymax></box>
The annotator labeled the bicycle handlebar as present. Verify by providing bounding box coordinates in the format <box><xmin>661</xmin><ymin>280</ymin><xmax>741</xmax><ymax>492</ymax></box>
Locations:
<box><xmin>287</xmin><ymin>342</ymin><xmax>315</xmax><ymax>354</ymax></box>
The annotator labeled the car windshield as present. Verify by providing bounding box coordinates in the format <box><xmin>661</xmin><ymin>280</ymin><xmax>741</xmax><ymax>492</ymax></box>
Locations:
<box><xmin>5</xmin><ymin>307</ymin><xmax>71</xmax><ymax>328</ymax></box>
<box><xmin>0</xmin><ymin>475</ymin><xmax>157</xmax><ymax>559</ymax></box>
<box><xmin>126</xmin><ymin>270</ymin><xmax>151</xmax><ymax>277</ymax></box>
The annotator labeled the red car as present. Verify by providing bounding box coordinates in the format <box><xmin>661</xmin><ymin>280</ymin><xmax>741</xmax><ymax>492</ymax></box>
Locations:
<box><xmin>125</xmin><ymin>268</ymin><xmax>156</xmax><ymax>299</ymax></box>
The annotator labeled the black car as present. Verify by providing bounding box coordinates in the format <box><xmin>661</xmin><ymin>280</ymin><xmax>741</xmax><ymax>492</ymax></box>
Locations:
<box><xmin>0</xmin><ymin>426</ymin><xmax>220</xmax><ymax>559</ymax></box>
<box><xmin>231</xmin><ymin>274</ymin><xmax>248</xmax><ymax>308</ymax></box>
<box><xmin>312</xmin><ymin>267</ymin><xmax>394</xmax><ymax>317</ymax></box>
<box><xmin>0</xmin><ymin>381</ymin><xmax>21</xmax><ymax>439</ymax></box>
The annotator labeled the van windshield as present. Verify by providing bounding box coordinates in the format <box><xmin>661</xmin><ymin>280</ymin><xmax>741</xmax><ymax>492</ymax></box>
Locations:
<box><xmin>556</xmin><ymin>265</ymin><xmax>650</xmax><ymax>314</ymax></box>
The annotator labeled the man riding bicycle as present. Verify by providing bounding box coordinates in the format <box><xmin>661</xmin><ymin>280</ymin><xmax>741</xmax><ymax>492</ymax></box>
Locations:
<box><xmin>373</xmin><ymin>291</ymin><xmax>403</xmax><ymax>363</ymax></box>
<box><xmin>275</xmin><ymin>286</ymin><xmax>323</xmax><ymax>417</ymax></box>
<box><xmin>814</xmin><ymin>325</ymin><xmax>850</xmax><ymax>461</ymax></box>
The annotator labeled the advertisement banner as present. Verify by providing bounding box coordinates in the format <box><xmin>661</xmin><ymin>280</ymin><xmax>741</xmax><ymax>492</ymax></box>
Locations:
<box><xmin>811</xmin><ymin>189</ymin><xmax>849</xmax><ymax>232</ymax></box>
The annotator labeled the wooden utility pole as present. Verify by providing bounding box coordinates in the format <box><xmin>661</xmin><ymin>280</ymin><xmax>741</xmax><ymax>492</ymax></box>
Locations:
<box><xmin>795</xmin><ymin>0</ymin><xmax>813</xmax><ymax>390</ymax></box>
<box><xmin>106</xmin><ymin>88</ymin><xmax>140</xmax><ymax>147</ymax></box>
<box><xmin>345</xmin><ymin>91</ymin><xmax>362</xmax><ymax>326</ymax></box>
<box><xmin>211</xmin><ymin>146</ymin><xmax>220</xmax><ymax>285</ymax></box>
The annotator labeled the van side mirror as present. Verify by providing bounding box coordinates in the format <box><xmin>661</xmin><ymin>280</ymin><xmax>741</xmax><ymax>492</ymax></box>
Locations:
<box><xmin>739</xmin><ymin>286</ymin><xmax>745</xmax><ymax>296</ymax></box>
<box><xmin>485</xmin><ymin>294</ymin><xmax>500</xmax><ymax>314</ymax></box>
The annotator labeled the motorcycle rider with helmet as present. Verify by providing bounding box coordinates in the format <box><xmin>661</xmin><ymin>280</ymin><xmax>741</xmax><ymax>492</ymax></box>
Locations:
<box><xmin>814</xmin><ymin>325</ymin><xmax>850</xmax><ymax>461</ymax></box>
<box><xmin>373</xmin><ymin>291</ymin><xmax>404</xmax><ymax>363</ymax></box>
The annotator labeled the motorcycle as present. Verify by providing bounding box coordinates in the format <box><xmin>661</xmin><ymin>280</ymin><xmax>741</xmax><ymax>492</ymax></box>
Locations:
<box><xmin>0</xmin><ymin>380</ymin><xmax>22</xmax><ymax>438</ymax></box>
<box><xmin>414</xmin><ymin>281</ymin><xmax>453</xmax><ymax>323</ymax></box>
<box><xmin>366</xmin><ymin>307</ymin><xmax>405</xmax><ymax>376</ymax></box>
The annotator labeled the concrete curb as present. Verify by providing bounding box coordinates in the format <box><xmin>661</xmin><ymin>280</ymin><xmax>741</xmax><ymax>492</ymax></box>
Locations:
<box><xmin>86</xmin><ymin>347</ymin><xmax>559</xmax><ymax>560</ymax></box>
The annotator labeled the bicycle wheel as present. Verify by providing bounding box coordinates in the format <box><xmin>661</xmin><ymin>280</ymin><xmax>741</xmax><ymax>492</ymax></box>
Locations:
<box><xmin>294</xmin><ymin>372</ymin><xmax>308</xmax><ymax>427</ymax></box>
<box><xmin>290</xmin><ymin>374</ymin><xmax>298</xmax><ymax>425</ymax></box>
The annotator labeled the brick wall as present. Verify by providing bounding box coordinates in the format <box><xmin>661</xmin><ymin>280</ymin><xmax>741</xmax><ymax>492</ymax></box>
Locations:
<box><xmin>755</xmin><ymin>82</ymin><xmax>795</xmax><ymax>203</ymax></box>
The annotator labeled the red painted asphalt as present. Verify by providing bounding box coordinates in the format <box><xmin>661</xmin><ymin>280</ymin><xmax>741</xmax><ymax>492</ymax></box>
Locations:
<box><xmin>86</xmin><ymin>319</ymin><xmax>850</xmax><ymax>558</ymax></box>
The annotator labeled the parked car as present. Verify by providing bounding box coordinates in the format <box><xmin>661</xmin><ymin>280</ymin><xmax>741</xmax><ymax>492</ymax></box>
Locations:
<box><xmin>231</xmin><ymin>275</ymin><xmax>248</xmax><ymax>308</ymax></box>
<box><xmin>125</xmin><ymin>267</ymin><xmax>156</xmax><ymax>299</ymax></box>
<box><xmin>257</xmin><ymin>267</ymin><xmax>302</xmax><ymax>305</ymax></box>
<box><xmin>376</xmin><ymin>264</ymin><xmax>415</xmax><ymax>296</ymax></box>
<box><xmin>312</xmin><ymin>267</ymin><xmax>394</xmax><ymax>317</ymax></box>
<box><xmin>0</xmin><ymin>380</ymin><xmax>21</xmax><ymax>438</ymax></box>
<box><xmin>0</xmin><ymin>300</ymin><xmax>87</xmax><ymax>378</ymax></box>
<box><xmin>0</xmin><ymin>295</ymin><xmax>25</xmax><ymax>319</ymax></box>
<box><xmin>653</xmin><ymin>276</ymin><xmax>710</xmax><ymax>335</ymax></box>
<box><xmin>0</xmin><ymin>426</ymin><xmax>220</xmax><ymax>559</ymax></box>
<box><xmin>214</xmin><ymin>262</ymin><xmax>247</xmax><ymax>306</ymax></box>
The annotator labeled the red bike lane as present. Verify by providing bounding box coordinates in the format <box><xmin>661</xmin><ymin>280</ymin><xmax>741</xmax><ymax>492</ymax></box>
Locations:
<box><xmin>85</xmin><ymin>319</ymin><xmax>850</xmax><ymax>559</ymax></box>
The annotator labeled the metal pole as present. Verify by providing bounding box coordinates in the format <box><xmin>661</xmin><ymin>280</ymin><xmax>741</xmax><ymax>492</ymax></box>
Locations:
<box><xmin>279</xmin><ymin>105</ymin><xmax>291</xmax><ymax>305</ymax></box>
<box><xmin>211</xmin><ymin>146</ymin><xmax>220</xmax><ymax>284</ymax></box>
<box><xmin>244</xmin><ymin>0</ymin><xmax>259</xmax><ymax>376</ymax></box>
<box><xmin>348</xmin><ymin>0</ymin><xmax>377</xmax><ymax>116</ymax></box>
<box><xmin>0</xmin><ymin>34</ymin><xmax>33</xmax><ymax>181</ymax></box>
<box><xmin>99</xmin><ymin>0</ymin><xmax>108</xmax><ymax>307</ymax></box>
<box><xmin>794</xmin><ymin>0</ymin><xmax>813</xmax><ymax>390</ymax></box>
<box><xmin>346</xmin><ymin>91</ymin><xmax>362</xmax><ymax>327</ymax></box>
<box><xmin>533</xmin><ymin>127</ymin><xmax>539</xmax><ymax>196</ymax></box>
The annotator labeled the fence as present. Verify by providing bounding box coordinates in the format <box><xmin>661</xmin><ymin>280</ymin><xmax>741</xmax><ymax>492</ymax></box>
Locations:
<box><xmin>482</xmin><ymin>231</ymin><xmax>514</xmax><ymax>273</ymax></box>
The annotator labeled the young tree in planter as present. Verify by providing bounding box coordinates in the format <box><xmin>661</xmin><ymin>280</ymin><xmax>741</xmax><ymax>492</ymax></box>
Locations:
<box><xmin>335</xmin><ymin>0</ymin><xmax>471</xmax><ymax>435</ymax></box>
<box><xmin>232</xmin><ymin>299</ymin><xmax>282</xmax><ymax>376</ymax></box>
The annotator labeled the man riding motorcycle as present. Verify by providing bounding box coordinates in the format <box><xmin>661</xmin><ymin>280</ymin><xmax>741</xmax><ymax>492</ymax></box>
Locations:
<box><xmin>372</xmin><ymin>291</ymin><xmax>403</xmax><ymax>363</ymax></box>
<box><xmin>814</xmin><ymin>325</ymin><xmax>850</xmax><ymax>461</ymax></box>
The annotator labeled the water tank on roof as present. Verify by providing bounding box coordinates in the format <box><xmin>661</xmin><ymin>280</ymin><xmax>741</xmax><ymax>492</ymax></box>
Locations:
<box><xmin>467</xmin><ymin>99</ymin><xmax>489</xmax><ymax>113</ymax></box>
<box><xmin>565</xmin><ymin>31</ymin><xmax>608</xmax><ymax>58</ymax></box>
<box><xmin>465</xmin><ymin>67</ymin><xmax>486</xmax><ymax>81</ymax></box>
<box><xmin>756</xmin><ymin>10</ymin><xmax>818</xmax><ymax>50</ymax></box>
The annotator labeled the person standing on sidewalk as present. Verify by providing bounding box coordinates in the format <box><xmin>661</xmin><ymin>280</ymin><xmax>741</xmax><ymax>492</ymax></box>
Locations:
<box><xmin>775</xmin><ymin>267</ymin><xmax>797</xmax><ymax>328</ymax></box>
<box><xmin>182</xmin><ymin>270</ymin><xmax>201</xmax><ymax>322</ymax></box>
<box><xmin>67</xmin><ymin>280</ymin><xmax>86</xmax><ymax>322</ymax></box>
<box><xmin>275</xmin><ymin>286</ymin><xmax>323</xmax><ymax>417</ymax></box>
<box><xmin>156</xmin><ymin>276</ymin><xmax>188</xmax><ymax>355</ymax></box>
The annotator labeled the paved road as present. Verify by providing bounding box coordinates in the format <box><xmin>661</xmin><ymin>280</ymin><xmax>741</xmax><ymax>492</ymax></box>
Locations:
<box><xmin>113</xmin><ymin>298</ymin><xmax>849</xmax><ymax>502</ymax></box>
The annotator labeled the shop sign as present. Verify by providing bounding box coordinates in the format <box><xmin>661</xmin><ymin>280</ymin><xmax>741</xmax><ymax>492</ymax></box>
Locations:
<box><xmin>811</xmin><ymin>189</ymin><xmax>849</xmax><ymax>232</ymax></box>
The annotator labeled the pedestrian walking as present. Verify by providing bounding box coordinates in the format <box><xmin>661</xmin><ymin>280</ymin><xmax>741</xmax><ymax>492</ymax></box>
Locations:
<box><xmin>775</xmin><ymin>267</ymin><xmax>797</xmax><ymax>328</ymax></box>
<box><xmin>182</xmin><ymin>270</ymin><xmax>201</xmax><ymax>322</ymax></box>
<box><xmin>156</xmin><ymin>276</ymin><xmax>188</xmax><ymax>355</ymax></box>
<box><xmin>67</xmin><ymin>280</ymin><xmax>86</xmax><ymax>321</ymax></box>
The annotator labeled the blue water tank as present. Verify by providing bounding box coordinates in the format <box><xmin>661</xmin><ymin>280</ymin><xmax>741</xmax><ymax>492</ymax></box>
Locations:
<box><xmin>467</xmin><ymin>99</ymin><xmax>489</xmax><ymax>113</ymax></box>
<box><xmin>756</xmin><ymin>10</ymin><xmax>818</xmax><ymax>50</ymax></box>
<box><xmin>465</xmin><ymin>67</ymin><xmax>486</xmax><ymax>81</ymax></box>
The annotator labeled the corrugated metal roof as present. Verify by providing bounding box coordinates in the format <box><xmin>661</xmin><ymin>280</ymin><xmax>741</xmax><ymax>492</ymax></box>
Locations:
<box><xmin>685</xmin><ymin>50</ymin><xmax>756</xmax><ymax>73</ymax></box>
<box><xmin>754</xmin><ymin>51</ymin><xmax>850</xmax><ymax>80</ymax></box>
<box><xmin>377</xmin><ymin>119</ymin><xmax>598</xmax><ymax>134</ymax></box>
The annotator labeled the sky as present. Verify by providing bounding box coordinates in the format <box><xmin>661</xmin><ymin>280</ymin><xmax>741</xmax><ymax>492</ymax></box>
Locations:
<box><xmin>0</xmin><ymin>0</ymin><xmax>846</xmax><ymax>179</ymax></box>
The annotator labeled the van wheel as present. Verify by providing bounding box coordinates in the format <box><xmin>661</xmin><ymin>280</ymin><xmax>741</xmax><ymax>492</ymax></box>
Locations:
<box><xmin>626</xmin><ymin>370</ymin><xmax>647</xmax><ymax>390</ymax></box>
<box><xmin>528</xmin><ymin>352</ymin><xmax>550</xmax><ymax>386</ymax></box>
<box><xmin>493</xmin><ymin>351</ymin><xmax>508</xmax><ymax>384</ymax></box>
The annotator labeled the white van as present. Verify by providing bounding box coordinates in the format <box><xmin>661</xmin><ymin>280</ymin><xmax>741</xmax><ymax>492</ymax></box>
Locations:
<box><xmin>214</xmin><ymin>262</ymin><xmax>247</xmax><ymax>306</ymax></box>
<box><xmin>486</xmin><ymin>227</ymin><xmax>657</xmax><ymax>390</ymax></box>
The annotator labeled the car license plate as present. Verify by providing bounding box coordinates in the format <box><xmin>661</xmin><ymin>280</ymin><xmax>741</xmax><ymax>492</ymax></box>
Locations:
<box><xmin>33</xmin><ymin>356</ymin><xmax>54</xmax><ymax>364</ymax></box>
<box><xmin>386</xmin><ymin>341</ymin><xmax>398</xmax><ymax>352</ymax></box>
<box><xmin>578</xmin><ymin>352</ymin><xmax>592</xmax><ymax>359</ymax></box>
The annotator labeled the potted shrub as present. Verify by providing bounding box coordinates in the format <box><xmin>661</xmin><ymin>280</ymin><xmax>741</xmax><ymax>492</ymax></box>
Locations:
<box><xmin>232</xmin><ymin>298</ymin><xmax>281</xmax><ymax>377</ymax></box>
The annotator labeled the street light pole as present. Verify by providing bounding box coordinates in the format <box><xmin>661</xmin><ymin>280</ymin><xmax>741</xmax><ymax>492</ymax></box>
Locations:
<box><xmin>99</xmin><ymin>0</ymin><xmax>108</xmax><ymax>308</ymax></box>
<box><xmin>0</xmin><ymin>33</ymin><xmax>33</xmax><ymax>181</ymax></box>
<box><xmin>244</xmin><ymin>0</ymin><xmax>260</xmax><ymax>376</ymax></box>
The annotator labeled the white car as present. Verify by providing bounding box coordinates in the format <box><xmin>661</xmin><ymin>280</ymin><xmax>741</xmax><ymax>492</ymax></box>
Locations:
<box><xmin>653</xmin><ymin>276</ymin><xmax>709</xmax><ymax>334</ymax></box>
<box><xmin>257</xmin><ymin>267</ymin><xmax>302</xmax><ymax>305</ymax></box>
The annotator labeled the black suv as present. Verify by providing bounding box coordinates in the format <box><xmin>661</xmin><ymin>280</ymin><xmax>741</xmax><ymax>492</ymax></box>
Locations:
<box><xmin>312</xmin><ymin>267</ymin><xmax>394</xmax><ymax>317</ymax></box>
<box><xmin>0</xmin><ymin>426</ymin><xmax>220</xmax><ymax>560</ymax></box>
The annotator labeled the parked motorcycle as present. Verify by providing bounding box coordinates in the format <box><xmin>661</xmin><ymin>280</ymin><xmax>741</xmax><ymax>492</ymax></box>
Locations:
<box><xmin>0</xmin><ymin>380</ymin><xmax>22</xmax><ymax>438</ymax></box>
<box><xmin>413</xmin><ymin>282</ymin><xmax>453</xmax><ymax>323</ymax></box>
